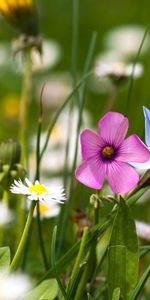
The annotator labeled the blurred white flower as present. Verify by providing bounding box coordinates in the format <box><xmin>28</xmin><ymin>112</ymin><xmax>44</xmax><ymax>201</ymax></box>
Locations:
<box><xmin>10</xmin><ymin>178</ymin><xmax>66</xmax><ymax>204</ymax></box>
<box><xmin>32</xmin><ymin>39</ymin><xmax>62</xmax><ymax>72</ymax></box>
<box><xmin>136</xmin><ymin>221</ymin><xmax>150</xmax><ymax>241</ymax></box>
<box><xmin>13</xmin><ymin>39</ymin><xmax>61</xmax><ymax>74</ymax></box>
<box><xmin>0</xmin><ymin>272</ymin><xmax>31</xmax><ymax>300</ymax></box>
<box><xmin>0</xmin><ymin>202</ymin><xmax>13</xmax><ymax>226</ymax></box>
<box><xmin>40</xmin><ymin>107</ymin><xmax>91</xmax><ymax>173</ymax></box>
<box><xmin>38</xmin><ymin>73</ymin><xmax>72</xmax><ymax>108</ymax></box>
<box><xmin>31</xmin><ymin>201</ymin><xmax>60</xmax><ymax>219</ymax></box>
<box><xmin>95</xmin><ymin>61</ymin><xmax>143</xmax><ymax>79</ymax></box>
<box><xmin>104</xmin><ymin>25</ymin><xmax>150</xmax><ymax>57</ymax></box>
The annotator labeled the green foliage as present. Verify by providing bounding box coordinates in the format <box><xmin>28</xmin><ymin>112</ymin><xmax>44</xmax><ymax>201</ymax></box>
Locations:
<box><xmin>130</xmin><ymin>264</ymin><xmax>150</xmax><ymax>300</ymax></box>
<box><xmin>23</xmin><ymin>279</ymin><xmax>59</xmax><ymax>300</ymax></box>
<box><xmin>0</xmin><ymin>246</ymin><xmax>10</xmax><ymax>270</ymax></box>
<box><xmin>108</xmin><ymin>199</ymin><xmax>139</xmax><ymax>300</ymax></box>
<box><xmin>112</xmin><ymin>288</ymin><xmax>121</xmax><ymax>300</ymax></box>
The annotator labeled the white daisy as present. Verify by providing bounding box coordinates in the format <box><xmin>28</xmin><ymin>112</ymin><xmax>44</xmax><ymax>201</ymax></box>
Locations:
<box><xmin>10</xmin><ymin>178</ymin><xmax>66</xmax><ymax>204</ymax></box>
<box><xmin>95</xmin><ymin>61</ymin><xmax>143</xmax><ymax>79</ymax></box>
<box><xmin>29</xmin><ymin>201</ymin><xmax>60</xmax><ymax>219</ymax></box>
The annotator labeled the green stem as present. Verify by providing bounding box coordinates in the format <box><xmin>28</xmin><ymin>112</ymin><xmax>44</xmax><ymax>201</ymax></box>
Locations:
<box><xmin>39</xmin><ymin>71</ymin><xmax>92</xmax><ymax>162</ymax></box>
<box><xmin>17</xmin><ymin>49</ymin><xmax>32</xmax><ymax>246</ymax></box>
<box><xmin>21</xmin><ymin>87</ymin><xmax>49</xmax><ymax>271</ymax></box>
<box><xmin>51</xmin><ymin>226</ymin><xmax>67</xmax><ymax>299</ymax></box>
<box><xmin>37</xmin><ymin>201</ymin><xmax>49</xmax><ymax>270</ymax></box>
<box><xmin>2</xmin><ymin>190</ymin><xmax>9</xmax><ymax>206</ymax></box>
<box><xmin>125</xmin><ymin>27</ymin><xmax>148</xmax><ymax>116</ymax></box>
<box><xmin>69</xmin><ymin>227</ymin><xmax>88</xmax><ymax>287</ymax></box>
<box><xmin>9</xmin><ymin>201</ymin><xmax>36</xmax><ymax>272</ymax></box>
<box><xmin>74</xmin><ymin>204</ymin><xmax>99</xmax><ymax>299</ymax></box>
<box><xmin>71</xmin><ymin>0</ymin><xmax>79</xmax><ymax>84</ymax></box>
<box><xmin>19</xmin><ymin>49</ymin><xmax>32</xmax><ymax>166</ymax></box>
<box><xmin>56</xmin><ymin>33</ymin><xmax>97</xmax><ymax>258</ymax></box>
<box><xmin>74</xmin><ymin>252</ymin><xmax>91</xmax><ymax>300</ymax></box>
<box><xmin>35</xmin><ymin>92</ymin><xmax>49</xmax><ymax>270</ymax></box>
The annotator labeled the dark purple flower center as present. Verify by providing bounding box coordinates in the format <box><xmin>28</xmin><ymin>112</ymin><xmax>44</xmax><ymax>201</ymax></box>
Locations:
<box><xmin>101</xmin><ymin>146</ymin><xmax>115</xmax><ymax>160</ymax></box>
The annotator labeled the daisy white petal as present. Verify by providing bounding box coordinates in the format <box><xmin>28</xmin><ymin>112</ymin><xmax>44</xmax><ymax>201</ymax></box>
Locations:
<box><xmin>10</xmin><ymin>178</ymin><xmax>66</xmax><ymax>204</ymax></box>
<box><xmin>25</xmin><ymin>178</ymin><xmax>32</xmax><ymax>187</ymax></box>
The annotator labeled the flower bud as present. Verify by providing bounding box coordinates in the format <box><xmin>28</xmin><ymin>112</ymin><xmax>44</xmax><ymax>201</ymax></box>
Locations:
<box><xmin>0</xmin><ymin>139</ymin><xmax>21</xmax><ymax>167</ymax></box>
<box><xmin>90</xmin><ymin>194</ymin><xmax>104</xmax><ymax>208</ymax></box>
<box><xmin>0</xmin><ymin>0</ymin><xmax>39</xmax><ymax>37</ymax></box>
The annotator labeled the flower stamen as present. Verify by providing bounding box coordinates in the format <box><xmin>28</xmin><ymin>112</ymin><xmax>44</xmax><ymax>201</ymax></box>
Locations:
<box><xmin>29</xmin><ymin>184</ymin><xmax>48</xmax><ymax>195</ymax></box>
<box><xmin>102</xmin><ymin>146</ymin><xmax>114</xmax><ymax>159</ymax></box>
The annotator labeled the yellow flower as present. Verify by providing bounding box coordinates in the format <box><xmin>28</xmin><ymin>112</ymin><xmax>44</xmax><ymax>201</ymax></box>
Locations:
<box><xmin>0</xmin><ymin>0</ymin><xmax>39</xmax><ymax>36</ymax></box>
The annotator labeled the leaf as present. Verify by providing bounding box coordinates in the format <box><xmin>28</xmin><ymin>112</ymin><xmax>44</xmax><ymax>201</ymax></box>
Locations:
<box><xmin>51</xmin><ymin>226</ymin><xmax>66</xmax><ymax>298</ymax></box>
<box><xmin>112</xmin><ymin>288</ymin><xmax>121</xmax><ymax>300</ymax></box>
<box><xmin>130</xmin><ymin>263</ymin><xmax>150</xmax><ymax>300</ymax></box>
<box><xmin>39</xmin><ymin>219</ymin><xmax>110</xmax><ymax>282</ymax></box>
<box><xmin>97</xmin><ymin>226</ymin><xmax>112</xmax><ymax>263</ymax></box>
<box><xmin>0</xmin><ymin>247</ymin><xmax>10</xmax><ymax>270</ymax></box>
<box><xmin>108</xmin><ymin>199</ymin><xmax>139</xmax><ymax>300</ymax></box>
<box><xmin>23</xmin><ymin>279</ymin><xmax>58</xmax><ymax>300</ymax></box>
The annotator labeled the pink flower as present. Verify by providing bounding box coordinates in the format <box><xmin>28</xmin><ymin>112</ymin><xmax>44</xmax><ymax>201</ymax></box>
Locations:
<box><xmin>75</xmin><ymin>112</ymin><xmax>150</xmax><ymax>194</ymax></box>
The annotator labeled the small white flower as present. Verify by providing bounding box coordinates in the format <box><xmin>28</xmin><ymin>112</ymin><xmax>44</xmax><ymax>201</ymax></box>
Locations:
<box><xmin>13</xmin><ymin>39</ymin><xmax>62</xmax><ymax>74</ymax></box>
<box><xmin>10</xmin><ymin>178</ymin><xmax>66</xmax><ymax>204</ymax></box>
<box><xmin>0</xmin><ymin>272</ymin><xmax>31</xmax><ymax>300</ymax></box>
<box><xmin>0</xmin><ymin>202</ymin><xmax>14</xmax><ymax>226</ymax></box>
<box><xmin>31</xmin><ymin>39</ymin><xmax>62</xmax><ymax>72</ymax></box>
<box><xmin>95</xmin><ymin>61</ymin><xmax>143</xmax><ymax>79</ymax></box>
<box><xmin>37</xmin><ymin>73</ymin><xmax>72</xmax><ymax>108</ymax></box>
<box><xmin>104</xmin><ymin>25</ymin><xmax>150</xmax><ymax>57</ymax></box>
<box><xmin>29</xmin><ymin>201</ymin><xmax>60</xmax><ymax>219</ymax></box>
<box><xmin>136</xmin><ymin>221</ymin><xmax>150</xmax><ymax>241</ymax></box>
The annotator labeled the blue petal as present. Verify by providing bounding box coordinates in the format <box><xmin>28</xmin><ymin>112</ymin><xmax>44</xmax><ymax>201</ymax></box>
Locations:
<box><xmin>143</xmin><ymin>106</ymin><xmax>150</xmax><ymax>148</ymax></box>
<box><xmin>130</xmin><ymin>160</ymin><xmax>150</xmax><ymax>170</ymax></box>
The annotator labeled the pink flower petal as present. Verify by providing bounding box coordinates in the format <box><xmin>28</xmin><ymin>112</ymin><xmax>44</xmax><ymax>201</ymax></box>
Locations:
<box><xmin>75</xmin><ymin>155</ymin><xmax>106</xmax><ymax>189</ymax></box>
<box><xmin>106</xmin><ymin>161</ymin><xmax>139</xmax><ymax>194</ymax></box>
<box><xmin>80</xmin><ymin>129</ymin><xmax>105</xmax><ymax>160</ymax></box>
<box><xmin>117</xmin><ymin>135</ymin><xmax>150</xmax><ymax>163</ymax></box>
<box><xmin>98</xmin><ymin>112</ymin><xmax>128</xmax><ymax>147</ymax></box>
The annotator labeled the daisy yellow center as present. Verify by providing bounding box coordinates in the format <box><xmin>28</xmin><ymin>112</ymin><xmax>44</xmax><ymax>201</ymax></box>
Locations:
<box><xmin>39</xmin><ymin>203</ymin><xmax>49</xmax><ymax>213</ymax></box>
<box><xmin>102</xmin><ymin>146</ymin><xmax>114</xmax><ymax>159</ymax></box>
<box><xmin>29</xmin><ymin>184</ymin><xmax>48</xmax><ymax>195</ymax></box>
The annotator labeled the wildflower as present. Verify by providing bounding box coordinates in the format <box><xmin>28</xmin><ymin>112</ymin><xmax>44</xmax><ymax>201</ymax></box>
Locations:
<box><xmin>32</xmin><ymin>201</ymin><xmax>60</xmax><ymax>219</ymax></box>
<box><xmin>95</xmin><ymin>61</ymin><xmax>143</xmax><ymax>81</ymax></box>
<box><xmin>104</xmin><ymin>25</ymin><xmax>149</xmax><ymax>58</ymax></box>
<box><xmin>136</xmin><ymin>221</ymin><xmax>150</xmax><ymax>241</ymax></box>
<box><xmin>38</xmin><ymin>73</ymin><xmax>71</xmax><ymax>108</ymax></box>
<box><xmin>131</xmin><ymin>107</ymin><xmax>150</xmax><ymax>170</ymax></box>
<box><xmin>0</xmin><ymin>202</ymin><xmax>13</xmax><ymax>226</ymax></box>
<box><xmin>75</xmin><ymin>112</ymin><xmax>150</xmax><ymax>194</ymax></box>
<box><xmin>0</xmin><ymin>272</ymin><xmax>31</xmax><ymax>300</ymax></box>
<box><xmin>10</xmin><ymin>178</ymin><xmax>66</xmax><ymax>204</ymax></box>
<box><xmin>0</xmin><ymin>0</ymin><xmax>39</xmax><ymax>36</ymax></box>
<box><xmin>31</xmin><ymin>39</ymin><xmax>61</xmax><ymax>73</ymax></box>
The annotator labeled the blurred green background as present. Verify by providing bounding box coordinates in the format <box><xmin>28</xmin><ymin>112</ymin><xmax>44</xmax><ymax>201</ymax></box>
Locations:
<box><xmin>0</xmin><ymin>0</ymin><xmax>150</xmax><ymax>138</ymax></box>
